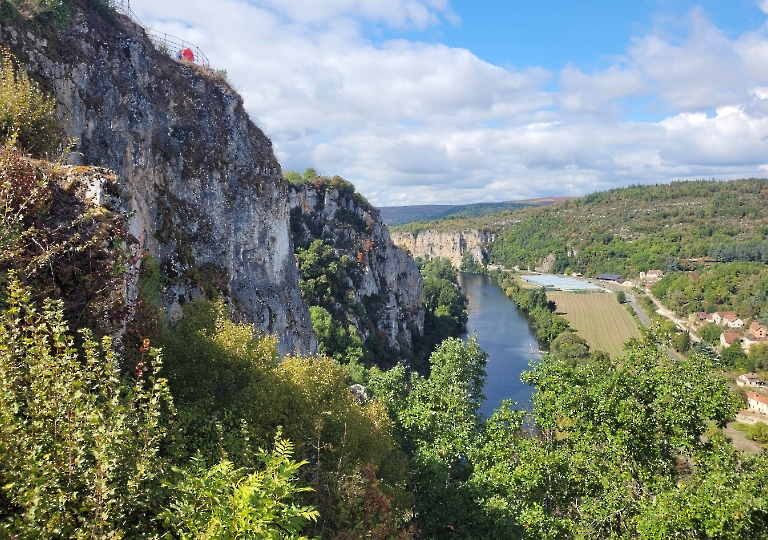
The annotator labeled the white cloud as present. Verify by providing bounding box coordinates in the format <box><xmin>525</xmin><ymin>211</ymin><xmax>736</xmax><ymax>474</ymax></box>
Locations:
<box><xmin>759</xmin><ymin>0</ymin><xmax>768</xmax><ymax>15</ymax></box>
<box><xmin>130</xmin><ymin>0</ymin><xmax>768</xmax><ymax>205</ymax></box>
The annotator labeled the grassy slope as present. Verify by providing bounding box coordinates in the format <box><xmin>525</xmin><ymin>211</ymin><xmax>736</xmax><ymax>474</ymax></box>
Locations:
<box><xmin>547</xmin><ymin>292</ymin><xmax>640</xmax><ymax>357</ymax></box>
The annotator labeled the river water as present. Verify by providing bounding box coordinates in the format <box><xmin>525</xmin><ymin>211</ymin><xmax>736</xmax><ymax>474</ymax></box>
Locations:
<box><xmin>458</xmin><ymin>272</ymin><xmax>540</xmax><ymax>418</ymax></box>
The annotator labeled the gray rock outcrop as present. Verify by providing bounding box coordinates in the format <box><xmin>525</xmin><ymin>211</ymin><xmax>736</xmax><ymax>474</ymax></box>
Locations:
<box><xmin>289</xmin><ymin>181</ymin><xmax>424</xmax><ymax>354</ymax></box>
<box><xmin>391</xmin><ymin>230</ymin><xmax>494</xmax><ymax>268</ymax></box>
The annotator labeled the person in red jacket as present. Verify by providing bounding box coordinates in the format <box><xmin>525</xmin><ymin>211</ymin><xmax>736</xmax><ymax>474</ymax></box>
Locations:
<box><xmin>181</xmin><ymin>48</ymin><xmax>194</xmax><ymax>62</ymax></box>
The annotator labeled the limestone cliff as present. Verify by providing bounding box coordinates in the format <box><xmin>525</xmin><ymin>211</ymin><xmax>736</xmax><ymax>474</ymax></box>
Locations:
<box><xmin>288</xmin><ymin>179</ymin><xmax>424</xmax><ymax>358</ymax></box>
<box><xmin>391</xmin><ymin>230</ymin><xmax>494</xmax><ymax>268</ymax></box>
<box><xmin>1</xmin><ymin>2</ymin><xmax>316</xmax><ymax>353</ymax></box>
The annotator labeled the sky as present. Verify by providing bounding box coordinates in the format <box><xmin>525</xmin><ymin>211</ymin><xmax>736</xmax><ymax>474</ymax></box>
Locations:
<box><xmin>130</xmin><ymin>0</ymin><xmax>768</xmax><ymax>206</ymax></box>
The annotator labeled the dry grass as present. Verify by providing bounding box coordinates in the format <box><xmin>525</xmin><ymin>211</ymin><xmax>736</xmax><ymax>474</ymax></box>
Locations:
<box><xmin>547</xmin><ymin>291</ymin><xmax>640</xmax><ymax>357</ymax></box>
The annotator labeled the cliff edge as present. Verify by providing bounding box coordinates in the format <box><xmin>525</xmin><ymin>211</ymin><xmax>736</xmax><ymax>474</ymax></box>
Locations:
<box><xmin>0</xmin><ymin>1</ymin><xmax>316</xmax><ymax>353</ymax></box>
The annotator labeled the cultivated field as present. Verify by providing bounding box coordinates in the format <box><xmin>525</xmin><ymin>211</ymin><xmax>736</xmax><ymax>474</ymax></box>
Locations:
<box><xmin>547</xmin><ymin>292</ymin><xmax>640</xmax><ymax>357</ymax></box>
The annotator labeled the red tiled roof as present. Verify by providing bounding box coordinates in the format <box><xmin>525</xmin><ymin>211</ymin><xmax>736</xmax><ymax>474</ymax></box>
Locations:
<box><xmin>747</xmin><ymin>391</ymin><xmax>768</xmax><ymax>405</ymax></box>
<box><xmin>722</xmin><ymin>332</ymin><xmax>740</xmax><ymax>345</ymax></box>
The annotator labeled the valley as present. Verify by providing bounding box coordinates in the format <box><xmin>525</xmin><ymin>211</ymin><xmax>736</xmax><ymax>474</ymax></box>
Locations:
<box><xmin>2</xmin><ymin>1</ymin><xmax>768</xmax><ymax>539</ymax></box>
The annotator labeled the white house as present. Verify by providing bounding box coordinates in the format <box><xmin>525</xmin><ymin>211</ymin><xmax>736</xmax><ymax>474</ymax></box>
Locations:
<box><xmin>712</xmin><ymin>311</ymin><xmax>744</xmax><ymax>328</ymax></box>
<box><xmin>747</xmin><ymin>391</ymin><xmax>768</xmax><ymax>415</ymax></box>
<box><xmin>743</xmin><ymin>333</ymin><xmax>768</xmax><ymax>352</ymax></box>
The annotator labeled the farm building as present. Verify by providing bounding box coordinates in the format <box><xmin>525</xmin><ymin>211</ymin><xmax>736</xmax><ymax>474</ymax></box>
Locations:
<box><xmin>597</xmin><ymin>274</ymin><xmax>622</xmax><ymax>282</ymax></box>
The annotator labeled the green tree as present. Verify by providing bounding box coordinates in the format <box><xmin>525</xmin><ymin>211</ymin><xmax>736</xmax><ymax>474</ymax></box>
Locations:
<box><xmin>721</xmin><ymin>339</ymin><xmax>751</xmax><ymax>370</ymax></box>
<box><xmin>549</xmin><ymin>331</ymin><xmax>590</xmax><ymax>360</ymax></box>
<box><xmin>699</xmin><ymin>323</ymin><xmax>723</xmax><ymax>345</ymax></box>
<box><xmin>518</xmin><ymin>328</ymin><xmax>741</xmax><ymax>537</ymax></box>
<box><xmin>748</xmin><ymin>422</ymin><xmax>768</xmax><ymax>444</ymax></box>
<box><xmin>748</xmin><ymin>342</ymin><xmax>768</xmax><ymax>370</ymax></box>
<box><xmin>310</xmin><ymin>305</ymin><xmax>364</xmax><ymax>366</ymax></box>
<box><xmin>615</xmin><ymin>290</ymin><xmax>626</xmax><ymax>304</ymax></box>
<box><xmin>672</xmin><ymin>330</ymin><xmax>691</xmax><ymax>354</ymax></box>
<box><xmin>370</xmin><ymin>337</ymin><xmax>487</xmax><ymax>537</ymax></box>
<box><xmin>460</xmin><ymin>251</ymin><xmax>483</xmax><ymax>273</ymax></box>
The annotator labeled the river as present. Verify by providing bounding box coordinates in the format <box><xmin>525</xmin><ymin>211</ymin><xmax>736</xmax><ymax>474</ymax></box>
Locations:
<box><xmin>458</xmin><ymin>272</ymin><xmax>541</xmax><ymax>418</ymax></box>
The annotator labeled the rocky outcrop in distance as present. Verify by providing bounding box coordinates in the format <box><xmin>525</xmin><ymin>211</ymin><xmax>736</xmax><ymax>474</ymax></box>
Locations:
<box><xmin>391</xmin><ymin>230</ymin><xmax>494</xmax><ymax>268</ymax></box>
<box><xmin>289</xmin><ymin>181</ymin><xmax>424</xmax><ymax>354</ymax></box>
<box><xmin>1</xmin><ymin>2</ymin><xmax>316</xmax><ymax>353</ymax></box>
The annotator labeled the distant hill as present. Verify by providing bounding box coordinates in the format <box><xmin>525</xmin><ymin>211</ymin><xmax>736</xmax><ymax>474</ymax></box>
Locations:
<box><xmin>379</xmin><ymin>198</ymin><xmax>572</xmax><ymax>226</ymax></box>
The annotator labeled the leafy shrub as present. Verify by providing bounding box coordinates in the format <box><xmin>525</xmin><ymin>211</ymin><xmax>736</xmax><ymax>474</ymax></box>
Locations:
<box><xmin>0</xmin><ymin>277</ymin><xmax>171</xmax><ymax>538</ymax></box>
<box><xmin>699</xmin><ymin>323</ymin><xmax>723</xmax><ymax>345</ymax></box>
<box><xmin>158</xmin><ymin>299</ymin><xmax>409</xmax><ymax>536</ymax></box>
<box><xmin>0</xmin><ymin>146</ymin><xmax>130</xmax><ymax>333</ymax></box>
<box><xmin>162</xmin><ymin>437</ymin><xmax>319</xmax><ymax>539</ymax></box>
<box><xmin>748</xmin><ymin>422</ymin><xmax>768</xmax><ymax>444</ymax></box>
<box><xmin>332</xmin><ymin>466</ymin><xmax>417</xmax><ymax>540</ymax></box>
<box><xmin>672</xmin><ymin>330</ymin><xmax>691</xmax><ymax>354</ymax></box>
<box><xmin>0</xmin><ymin>49</ymin><xmax>60</xmax><ymax>155</ymax></box>
<box><xmin>0</xmin><ymin>138</ymin><xmax>49</xmax><ymax>274</ymax></box>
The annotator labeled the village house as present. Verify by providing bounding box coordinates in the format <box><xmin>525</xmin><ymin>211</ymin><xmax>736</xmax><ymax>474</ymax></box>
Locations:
<box><xmin>737</xmin><ymin>373</ymin><xmax>767</xmax><ymax>388</ymax></box>
<box><xmin>721</xmin><ymin>332</ymin><xmax>740</xmax><ymax>347</ymax></box>
<box><xmin>711</xmin><ymin>311</ymin><xmax>744</xmax><ymax>328</ymax></box>
<box><xmin>639</xmin><ymin>270</ymin><xmax>664</xmax><ymax>281</ymax></box>
<box><xmin>747</xmin><ymin>391</ymin><xmax>768</xmax><ymax>415</ymax></box>
<box><xmin>750</xmin><ymin>322</ymin><xmax>768</xmax><ymax>339</ymax></box>
<box><xmin>742</xmin><ymin>334</ymin><xmax>766</xmax><ymax>352</ymax></box>
<box><xmin>743</xmin><ymin>322</ymin><xmax>768</xmax><ymax>352</ymax></box>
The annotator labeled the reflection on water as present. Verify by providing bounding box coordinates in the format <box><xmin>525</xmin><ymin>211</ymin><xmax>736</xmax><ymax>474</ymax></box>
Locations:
<box><xmin>458</xmin><ymin>272</ymin><xmax>540</xmax><ymax>418</ymax></box>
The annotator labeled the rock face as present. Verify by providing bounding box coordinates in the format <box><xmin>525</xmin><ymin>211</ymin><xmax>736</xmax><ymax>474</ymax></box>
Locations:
<box><xmin>391</xmin><ymin>230</ymin><xmax>494</xmax><ymax>268</ymax></box>
<box><xmin>1</xmin><ymin>4</ymin><xmax>316</xmax><ymax>353</ymax></box>
<box><xmin>289</xmin><ymin>181</ymin><xmax>424</xmax><ymax>353</ymax></box>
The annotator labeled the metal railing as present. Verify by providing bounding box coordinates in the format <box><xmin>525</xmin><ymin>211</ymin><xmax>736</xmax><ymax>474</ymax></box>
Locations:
<box><xmin>110</xmin><ymin>0</ymin><xmax>210</xmax><ymax>68</ymax></box>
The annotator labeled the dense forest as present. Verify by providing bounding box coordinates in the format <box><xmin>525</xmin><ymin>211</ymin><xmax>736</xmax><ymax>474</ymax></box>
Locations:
<box><xmin>3</xmin><ymin>2</ymin><xmax>768</xmax><ymax>538</ymax></box>
<box><xmin>487</xmin><ymin>179</ymin><xmax>768</xmax><ymax>277</ymax></box>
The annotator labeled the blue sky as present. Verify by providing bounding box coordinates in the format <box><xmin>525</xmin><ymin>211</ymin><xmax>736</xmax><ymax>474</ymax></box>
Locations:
<box><xmin>404</xmin><ymin>1</ymin><xmax>767</xmax><ymax>69</ymax></box>
<box><xmin>132</xmin><ymin>0</ymin><xmax>768</xmax><ymax>205</ymax></box>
